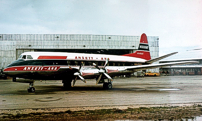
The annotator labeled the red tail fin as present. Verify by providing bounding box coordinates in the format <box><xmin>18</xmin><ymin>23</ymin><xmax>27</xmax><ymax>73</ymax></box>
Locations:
<box><xmin>122</xmin><ymin>33</ymin><xmax>151</xmax><ymax>60</ymax></box>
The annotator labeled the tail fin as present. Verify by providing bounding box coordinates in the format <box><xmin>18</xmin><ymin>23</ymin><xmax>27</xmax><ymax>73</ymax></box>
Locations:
<box><xmin>123</xmin><ymin>33</ymin><xmax>151</xmax><ymax>60</ymax></box>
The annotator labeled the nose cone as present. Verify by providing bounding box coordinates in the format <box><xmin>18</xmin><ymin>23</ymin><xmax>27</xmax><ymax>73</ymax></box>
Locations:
<box><xmin>1</xmin><ymin>68</ymin><xmax>5</xmax><ymax>75</ymax></box>
<box><xmin>2</xmin><ymin>67</ymin><xmax>12</xmax><ymax>76</ymax></box>
<box><xmin>1</xmin><ymin>67</ymin><xmax>5</xmax><ymax>73</ymax></box>
<box><xmin>2</xmin><ymin>67</ymin><xmax>9</xmax><ymax>74</ymax></box>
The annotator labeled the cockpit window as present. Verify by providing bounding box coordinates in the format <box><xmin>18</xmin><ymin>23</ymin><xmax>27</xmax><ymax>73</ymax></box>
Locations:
<box><xmin>18</xmin><ymin>55</ymin><xmax>33</xmax><ymax>60</ymax></box>
<box><xmin>27</xmin><ymin>55</ymin><xmax>33</xmax><ymax>59</ymax></box>
<box><xmin>18</xmin><ymin>55</ymin><xmax>22</xmax><ymax>59</ymax></box>
<box><xmin>22</xmin><ymin>55</ymin><xmax>26</xmax><ymax>59</ymax></box>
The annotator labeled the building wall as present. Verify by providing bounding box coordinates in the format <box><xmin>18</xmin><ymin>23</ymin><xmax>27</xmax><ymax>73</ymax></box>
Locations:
<box><xmin>160</xmin><ymin>67</ymin><xmax>202</xmax><ymax>75</ymax></box>
<box><xmin>0</xmin><ymin>34</ymin><xmax>159</xmax><ymax>72</ymax></box>
<box><xmin>160</xmin><ymin>59</ymin><xmax>202</xmax><ymax>75</ymax></box>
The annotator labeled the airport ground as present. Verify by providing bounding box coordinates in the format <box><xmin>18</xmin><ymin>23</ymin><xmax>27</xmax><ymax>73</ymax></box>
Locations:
<box><xmin>1</xmin><ymin>75</ymin><xmax>202</xmax><ymax>120</ymax></box>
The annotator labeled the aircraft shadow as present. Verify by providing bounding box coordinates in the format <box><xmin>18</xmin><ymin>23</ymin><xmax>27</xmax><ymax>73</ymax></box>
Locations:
<box><xmin>11</xmin><ymin>84</ymin><xmax>172</xmax><ymax>95</ymax></box>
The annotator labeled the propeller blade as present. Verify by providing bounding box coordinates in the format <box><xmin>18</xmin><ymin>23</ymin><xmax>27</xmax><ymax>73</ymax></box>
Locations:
<box><xmin>96</xmin><ymin>74</ymin><xmax>102</xmax><ymax>84</ymax></box>
<box><xmin>74</xmin><ymin>72</ymin><xmax>79</xmax><ymax>76</ymax></box>
<box><xmin>78</xmin><ymin>75</ymin><xmax>85</xmax><ymax>81</ymax></box>
<box><xmin>93</xmin><ymin>63</ymin><xmax>100</xmax><ymax>70</ymax></box>
<box><xmin>79</xmin><ymin>64</ymin><xmax>81</xmax><ymax>70</ymax></box>
<box><xmin>79</xmin><ymin>62</ymin><xmax>84</xmax><ymax>70</ymax></box>
<box><xmin>103</xmin><ymin>73</ymin><xmax>112</xmax><ymax>80</ymax></box>
<box><xmin>72</xmin><ymin>77</ymin><xmax>77</xmax><ymax>87</ymax></box>
<box><xmin>74</xmin><ymin>72</ymin><xmax>86</xmax><ymax>83</ymax></box>
<box><xmin>104</xmin><ymin>58</ymin><xmax>109</xmax><ymax>68</ymax></box>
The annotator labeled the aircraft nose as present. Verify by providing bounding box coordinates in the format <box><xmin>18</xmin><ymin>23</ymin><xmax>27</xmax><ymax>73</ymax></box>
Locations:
<box><xmin>1</xmin><ymin>67</ymin><xmax>8</xmax><ymax>74</ymax></box>
<box><xmin>0</xmin><ymin>68</ymin><xmax>4</xmax><ymax>74</ymax></box>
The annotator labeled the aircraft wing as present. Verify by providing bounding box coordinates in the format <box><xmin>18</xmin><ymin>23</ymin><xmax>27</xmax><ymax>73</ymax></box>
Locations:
<box><xmin>60</xmin><ymin>61</ymin><xmax>198</xmax><ymax>80</ymax></box>
<box><xmin>125</xmin><ymin>61</ymin><xmax>199</xmax><ymax>71</ymax></box>
<box><xmin>146</xmin><ymin>52</ymin><xmax>178</xmax><ymax>64</ymax></box>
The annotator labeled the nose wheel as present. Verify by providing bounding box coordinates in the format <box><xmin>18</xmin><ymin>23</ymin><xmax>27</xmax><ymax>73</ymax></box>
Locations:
<box><xmin>27</xmin><ymin>83</ymin><xmax>35</xmax><ymax>93</ymax></box>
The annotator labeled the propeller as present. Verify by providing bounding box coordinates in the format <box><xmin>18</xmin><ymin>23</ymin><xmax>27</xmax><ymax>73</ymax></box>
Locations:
<box><xmin>73</xmin><ymin>62</ymin><xmax>86</xmax><ymax>87</ymax></box>
<box><xmin>93</xmin><ymin>58</ymin><xmax>112</xmax><ymax>84</ymax></box>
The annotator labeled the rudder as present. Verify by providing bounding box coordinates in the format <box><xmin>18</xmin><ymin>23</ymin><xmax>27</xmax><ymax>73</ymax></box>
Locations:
<box><xmin>122</xmin><ymin>33</ymin><xmax>151</xmax><ymax>60</ymax></box>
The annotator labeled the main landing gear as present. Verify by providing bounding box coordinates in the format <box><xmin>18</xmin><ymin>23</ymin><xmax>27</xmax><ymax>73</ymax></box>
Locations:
<box><xmin>62</xmin><ymin>79</ymin><xmax>72</xmax><ymax>89</ymax></box>
<box><xmin>103</xmin><ymin>82</ymin><xmax>112</xmax><ymax>89</ymax></box>
<box><xmin>102</xmin><ymin>79</ymin><xmax>113</xmax><ymax>89</ymax></box>
<box><xmin>27</xmin><ymin>83</ymin><xmax>35</xmax><ymax>93</ymax></box>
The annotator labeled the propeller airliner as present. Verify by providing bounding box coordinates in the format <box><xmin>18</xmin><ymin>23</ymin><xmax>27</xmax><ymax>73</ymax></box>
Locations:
<box><xmin>2</xmin><ymin>33</ymin><xmax>198</xmax><ymax>92</ymax></box>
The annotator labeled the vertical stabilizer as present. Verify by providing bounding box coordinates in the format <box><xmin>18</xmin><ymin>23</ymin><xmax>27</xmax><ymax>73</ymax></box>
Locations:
<box><xmin>122</xmin><ymin>33</ymin><xmax>151</xmax><ymax>60</ymax></box>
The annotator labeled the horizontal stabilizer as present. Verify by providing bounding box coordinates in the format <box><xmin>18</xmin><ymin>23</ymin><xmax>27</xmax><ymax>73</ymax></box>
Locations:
<box><xmin>146</xmin><ymin>52</ymin><xmax>178</xmax><ymax>64</ymax></box>
<box><xmin>126</xmin><ymin>61</ymin><xmax>199</xmax><ymax>71</ymax></box>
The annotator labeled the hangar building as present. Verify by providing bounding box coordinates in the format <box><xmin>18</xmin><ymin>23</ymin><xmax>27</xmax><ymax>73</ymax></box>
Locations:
<box><xmin>160</xmin><ymin>50</ymin><xmax>202</xmax><ymax>75</ymax></box>
<box><xmin>0</xmin><ymin>34</ymin><xmax>159</xmax><ymax>72</ymax></box>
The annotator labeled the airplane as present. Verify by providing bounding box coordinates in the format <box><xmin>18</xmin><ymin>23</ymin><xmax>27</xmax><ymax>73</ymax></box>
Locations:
<box><xmin>1</xmin><ymin>33</ymin><xmax>198</xmax><ymax>93</ymax></box>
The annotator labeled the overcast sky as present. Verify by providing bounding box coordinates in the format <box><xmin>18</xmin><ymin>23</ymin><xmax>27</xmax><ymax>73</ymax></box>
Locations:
<box><xmin>0</xmin><ymin>0</ymin><xmax>202</xmax><ymax>56</ymax></box>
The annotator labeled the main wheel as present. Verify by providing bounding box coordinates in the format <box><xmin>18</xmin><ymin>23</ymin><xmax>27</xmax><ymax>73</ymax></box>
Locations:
<box><xmin>27</xmin><ymin>87</ymin><xmax>35</xmax><ymax>93</ymax></box>
<box><xmin>103</xmin><ymin>83</ymin><xmax>112</xmax><ymax>89</ymax></box>
<box><xmin>63</xmin><ymin>81</ymin><xmax>72</xmax><ymax>89</ymax></box>
<box><xmin>12</xmin><ymin>77</ymin><xmax>16</xmax><ymax>82</ymax></box>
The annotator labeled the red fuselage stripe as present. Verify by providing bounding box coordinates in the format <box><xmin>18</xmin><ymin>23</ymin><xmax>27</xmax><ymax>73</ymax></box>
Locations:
<box><xmin>3</xmin><ymin>66</ymin><xmax>60</xmax><ymax>72</ymax></box>
<box><xmin>38</xmin><ymin>56</ymin><xmax>67</xmax><ymax>59</ymax></box>
<box><xmin>122</xmin><ymin>51</ymin><xmax>151</xmax><ymax>60</ymax></box>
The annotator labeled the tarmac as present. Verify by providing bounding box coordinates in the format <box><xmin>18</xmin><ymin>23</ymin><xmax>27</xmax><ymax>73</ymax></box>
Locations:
<box><xmin>0</xmin><ymin>75</ymin><xmax>202</xmax><ymax>111</ymax></box>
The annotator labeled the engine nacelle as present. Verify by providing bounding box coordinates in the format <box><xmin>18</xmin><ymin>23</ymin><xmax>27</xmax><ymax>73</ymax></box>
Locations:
<box><xmin>13</xmin><ymin>77</ymin><xmax>34</xmax><ymax>83</ymax></box>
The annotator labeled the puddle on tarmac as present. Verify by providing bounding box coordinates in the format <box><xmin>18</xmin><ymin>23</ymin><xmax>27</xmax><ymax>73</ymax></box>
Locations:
<box><xmin>132</xmin><ymin>88</ymin><xmax>181</xmax><ymax>91</ymax></box>
<box><xmin>34</xmin><ymin>97</ymin><xmax>62</xmax><ymax>102</ymax></box>
<box><xmin>193</xmin><ymin>116</ymin><xmax>202</xmax><ymax>121</ymax></box>
<box><xmin>115</xmin><ymin>116</ymin><xmax>202</xmax><ymax>121</ymax></box>
<box><xmin>158</xmin><ymin>88</ymin><xmax>180</xmax><ymax>91</ymax></box>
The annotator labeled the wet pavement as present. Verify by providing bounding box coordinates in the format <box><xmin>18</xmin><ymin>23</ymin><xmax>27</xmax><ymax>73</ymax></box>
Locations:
<box><xmin>0</xmin><ymin>76</ymin><xmax>202</xmax><ymax>110</ymax></box>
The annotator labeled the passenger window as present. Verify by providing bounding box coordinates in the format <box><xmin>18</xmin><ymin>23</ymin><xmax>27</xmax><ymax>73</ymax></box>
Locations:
<box><xmin>32</xmin><ymin>61</ymin><xmax>43</xmax><ymax>65</ymax></box>
<box><xmin>67</xmin><ymin>61</ymin><xmax>71</xmax><ymax>65</ymax></box>
<box><xmin>27</xmin><ymin>55</ymin><xmax>33</xmax><ymax>59</ymax></box>
<box><xmin>71</xmin><ymin>61</ymin><xmax>75</xmax><ymax>65</ymax></box>
<box><xmin>88</xmin><ymin>62</ymin><xmax>92</xmax><ymax>66</ymax></box>
<box><xmin>78</xmin><ymin>61</ymin><xmax>81</xmax><ymax>65</ymax></box>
